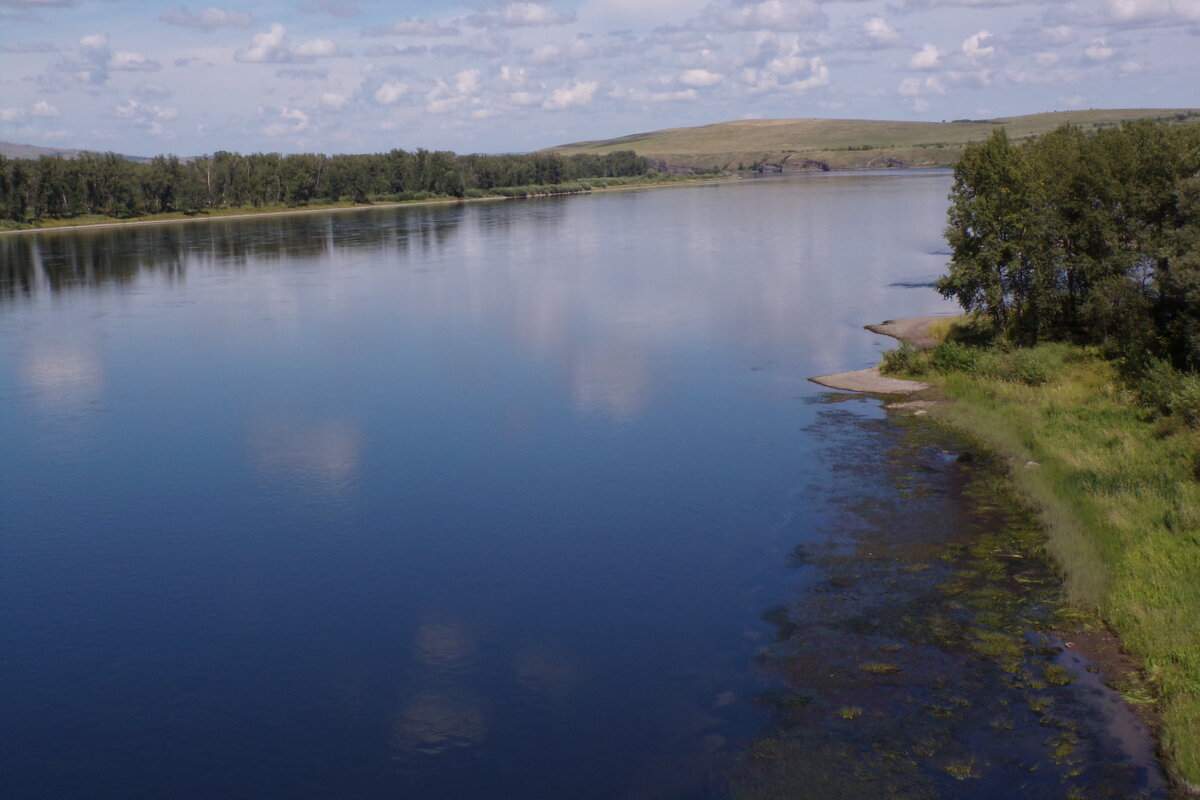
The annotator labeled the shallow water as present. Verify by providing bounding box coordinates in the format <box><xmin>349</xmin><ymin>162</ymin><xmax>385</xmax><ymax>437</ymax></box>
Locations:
<box><xmin>729</xmin><ymin>403</ymin><xmax>1166</xmax><ymax>799</ymax></box>
<box><xmin>0</xmin><ymin>174</ymin><xmax>1160</xmax><ymax>798</ymax></box>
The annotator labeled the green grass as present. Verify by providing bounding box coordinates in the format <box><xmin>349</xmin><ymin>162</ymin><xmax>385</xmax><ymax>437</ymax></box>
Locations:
<box><xmin>882</xmin><ymin>326</ymin><xmax>1200</xmax><ymax>789</ymax></box>
<box><xmin>545</xmin><ymin>109</ymin><xmax>1200</xmax><ymax>171</ymax></box>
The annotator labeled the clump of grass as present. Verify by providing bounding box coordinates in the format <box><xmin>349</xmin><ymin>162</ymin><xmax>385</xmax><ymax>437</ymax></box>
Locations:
<box><xmin>859</xmin><ymin>662</ymin><xmax>903</xmax><ymax>675</ymax></box>
<box><xmin>836</xmin><ymin>706</ymin><xmax>864</xmax><ymax>720</ymax></box>
<box><xmin>1027</xmin><ymin>695</ymin><xmax>1054</xmax><ymax>714</ymax></box>
<box><xmin>1042</xmin><ymin>663</ymin><xmax>1073</xmax><ymax>686</ymax></box>
<box><xmin>941</xmin><ymin>758</ymin><xmax>980</xmax><ymax>780</ymax></box>
<box><xmin>1046</xmin><ymin>731</ymin><xmax>1081</xmax><ymax>764</ymax></box>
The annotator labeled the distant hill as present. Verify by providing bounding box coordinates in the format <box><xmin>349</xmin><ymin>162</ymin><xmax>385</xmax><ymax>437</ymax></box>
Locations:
<box><xmin>0</xmin><ymin>140</ymin><xmax>150</xmax><ymax>163</ymax></box>
<box><xmin>546</xmin><ymin>109</ymin><xmax>1200</xmax><ymax>172</ymax></box>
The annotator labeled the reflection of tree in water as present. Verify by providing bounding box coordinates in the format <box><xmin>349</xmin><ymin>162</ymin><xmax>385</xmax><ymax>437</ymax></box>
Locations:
<box><xmin>0</xmin><ymin>205</ymin><xmax>467</xmax><ymax>302</ymax></box>
<box><xmin>727</xmin><ymin>409</ymin><xmax>1166</xmax><ymax>800</ymax></box>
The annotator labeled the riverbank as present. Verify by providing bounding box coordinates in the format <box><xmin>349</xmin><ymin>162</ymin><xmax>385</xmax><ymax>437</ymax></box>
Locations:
<box><xmin>0</xmin><ymin>173</ymin><xmax>732</xmax><ymax>236</ymax></box>
<box><xmin>818</xmin><ymin>316</ymin><xmax>1199</xmax><ymax>795</ymax></box>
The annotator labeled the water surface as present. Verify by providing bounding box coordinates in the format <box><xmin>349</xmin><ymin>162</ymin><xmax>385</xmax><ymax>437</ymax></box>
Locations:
<box><xmin>3</xmin><ymin>174</ymin><xmax>1151</xmax><ymax>798</ymax></box>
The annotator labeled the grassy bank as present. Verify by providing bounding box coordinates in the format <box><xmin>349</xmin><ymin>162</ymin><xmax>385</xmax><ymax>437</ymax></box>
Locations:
<box><xmin>883</xmin><ymin>327</ymin><xmax>1200</xmax><ymax>791</ymax></box>
<box><xmin>0</xmin><ymin>172</ymin><xmax>722</xmax><ymax>234</ymax></box>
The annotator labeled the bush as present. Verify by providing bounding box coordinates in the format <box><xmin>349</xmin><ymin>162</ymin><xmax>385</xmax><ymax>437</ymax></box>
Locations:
<box><xmin>881</xmin><ymin>344</ymin><xmax>930</xmax><ymax>376</ymax></box>
<box><xmin>1169</xmin><ymin>375</ymin><xmax>1200</xmax><ymax>425</ymax></box>
<box><xmin>991</xmin><ymin>350</ymin><xmax>1051</xmax><ymax>386</ymax></box>
<box><xmin>931</xmin><ymin>340</ymin><xmax>983</xmax><ymax>375</ymax></box>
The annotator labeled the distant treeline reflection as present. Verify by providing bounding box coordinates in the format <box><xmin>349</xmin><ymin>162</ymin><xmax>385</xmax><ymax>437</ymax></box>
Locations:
<box><xmin>0</xmin><ymin>148</ymin><xmax>653</xmax><ymax>222</ymax></box>
<box><xmin>0</xmin><ymin>205</ymin><xmax>470</xmax><ymax>300</ymax></box>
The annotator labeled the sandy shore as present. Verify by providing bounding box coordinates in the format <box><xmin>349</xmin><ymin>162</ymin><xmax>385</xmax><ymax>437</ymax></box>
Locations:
<box><xmin>810</xmin><ymin>315</ymin><xmax>952</xmax><ymax>395</ymax></box>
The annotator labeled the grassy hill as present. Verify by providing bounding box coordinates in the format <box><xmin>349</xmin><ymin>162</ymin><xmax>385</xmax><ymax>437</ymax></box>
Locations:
<box><xmin>547</xmin><ymin>109</ymin><xmax>1200</xmax><ymax>172</ymax></box>
<box><xmin>0</xmin><ymin>140</ymin><xmax>150</xmax><ymax>163</ymax></box>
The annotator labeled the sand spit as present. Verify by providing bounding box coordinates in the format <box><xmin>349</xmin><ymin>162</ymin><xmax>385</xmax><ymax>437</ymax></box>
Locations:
<box><xmin>810</xmin><ymin>315</ymin><xmax>953</xmax><ymax>395</ymax></box>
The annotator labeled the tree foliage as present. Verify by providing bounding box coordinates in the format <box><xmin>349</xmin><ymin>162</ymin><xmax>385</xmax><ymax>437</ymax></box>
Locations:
<box><xmin>939</xmin><ymin>121</ymin><xmax>1200</xmax><ymax>368</ymax></box>
<box><xmin>0</xmin><ymin>148</ymin><xmax>653</xmax><ymax>224</ymax></box>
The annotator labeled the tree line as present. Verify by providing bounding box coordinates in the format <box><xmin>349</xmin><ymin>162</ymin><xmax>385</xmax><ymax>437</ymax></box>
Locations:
<box><xmin>0</xmin><ymin>148</ymin><xmax>652</xmax><ymax>223</ymax></box>
<box><xmin>938</xmin><ymin>120</ymin><xmax>1200</xmax><ymax>371</ymax></box>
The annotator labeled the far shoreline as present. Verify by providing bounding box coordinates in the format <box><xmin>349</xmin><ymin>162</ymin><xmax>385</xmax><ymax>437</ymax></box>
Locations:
<box><xmin>0</xmin><ymin>174</ymin><xmax>736</xmax><ymax>237</ymax></box>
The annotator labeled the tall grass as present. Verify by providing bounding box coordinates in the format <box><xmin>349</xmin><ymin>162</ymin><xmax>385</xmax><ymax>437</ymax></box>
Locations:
<box><xmin>885</xmin><ymin>330</ymin><xmax>1200</xmax><ymax>789</ymax></box>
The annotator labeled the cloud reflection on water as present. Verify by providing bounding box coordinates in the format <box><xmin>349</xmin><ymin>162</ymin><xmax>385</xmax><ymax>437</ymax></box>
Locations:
<box><xmin>1</xmin><ymin>176</ymin><xmax>956</xmax><ymax>430</ymax></box>
<box><xmin>246</xmin><ymin>418</ymin><xmax>362</xmax><ymax>496</ymax></box>
<box><xmin>19</xmin><ymin>344</ymin><xmax>104</xmax><ymax>417</ymax></box>
<box><xmin>391</xmin><ymin>692</ymin><xmax>488</xmax><ymax>759</ymax></box>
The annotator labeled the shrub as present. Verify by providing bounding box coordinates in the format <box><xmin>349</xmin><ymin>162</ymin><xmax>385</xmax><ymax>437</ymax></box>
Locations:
<box><xmin>1169</xmin><ymin>374</ymin><xmax>1200</xmax><ymax>425</ymax></box>
<box><xmin>931</xmin><ymin>340</ymin><xmax>983</xmax><ymax>375</ymax></box>
<box><xmin>881</xmin><ymin>344</ymin><xmax>930</xmax><ymax>376</ymax></box>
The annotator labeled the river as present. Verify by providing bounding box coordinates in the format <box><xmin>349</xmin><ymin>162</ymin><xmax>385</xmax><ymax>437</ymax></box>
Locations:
<box><xmin>0</xmin><ymin>173</ymin><xmax>1163</xmax><ymax>798</ymax></box>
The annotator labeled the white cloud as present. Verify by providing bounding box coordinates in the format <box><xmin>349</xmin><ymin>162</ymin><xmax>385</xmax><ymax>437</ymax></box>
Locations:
<box><xmin>299</xmin><ymin>0</ymin><xmax>359</xmax><ymax>17</ymax></box>
<box><xmin>293</xmin><ymin>38</ymin><xmax>337</xmax><ymax>58</ymax></box>
<box><xmin>679</xmin><ymin>68</ymin><xmax>723</xmax><ymax>87</ymax></box>
<box><xmin>527</xmin><ymin>37</ymin><xmax>598</xmax><ymax>64</ymax></box>
<box><xmin>159</xmin><ymin>6</ymin><xmax>254</xmax><ymax>30</ymax></box>
<box><xmin>962</xmin><ymin>31</ymin><xmax>995</xmax><ymax>60</ymax></box>
<box><xmin>898</xmin><ymin>75</ymin><xmax>946</xmax><ymax>96</ymax></box>
<box><xmin>1107</xmin><ymin>0</ymin><xmax>1200</xmax><ymax>25</ymax></box>
<box><xmin>235</xmin><ymin>23</ymin><xmax>290</xmax><ymax>62</ymax></box>
<box><xmin>425</xmin><ymin>95</ymin><xmax>464</xmax><ymax>114</ymax></box>
<box><xmin>0</xmin><ymin>108</ymin><xmax>25</xmax><ymax>122</ymax></box>
<box><xmin>262</xmin><ymin>106</ymin><xmax>310</xmax><ymax>136</ymax></box>
<box><xmin>235</xmin><ymin>24</ymin><xmax>337</xmax><ymax>63</ymax></box>
<box><xmin>498</xmin><ymin>65</ymin><xmax>528</xmax><ymax>86</ymax></box>
<box><xmin>510</xmin><ymin>90</ymin><xmax>543</xmax><ymax>106</ymax></box>
<box><xmin>741</xmin><ymin>55</ymin><xmax>829</xmax><ymax>93</ymax></box>
<box><xmin>31</xmin><ymin>100</ymin><xmax>59</xmax><ymax>117</ymax></box>
<box><xmin>364</xmin><ymin>44</ymin><xmax>428</xmax><ymax>56</ymax></box>
<box><xmin>114</xmin><ymin>99</ymin><xmax>178</xmax><ymax>136</ymax></box>
<box><xmin>908</xmin><ymin>43</ymin><xmax>941</xmax><ymax>70</ymax></box>
<box><xmin>625</xmin><ymin>87</ymin><xmax>698</xmax><ymax>102</ymax></box>
<box><xmin>455</xmin><ymin>68</ymin><xmax>482</xmax><ymax>95</ymax></box>
<box><xmin>320</xmin><ymin>92</ymin><xmax>349</xmax><ymax>108</ymax></box>
<box><xmin>904</xmin><ymin>0</ymin><xmax>1027</xmax><ymax>6</ymax></box>
<box><xmin>374</xmin><ymin>81</ymin><xmax>410</xmax><ymax>104</ymax></box>
<box><xmin>469</xmin><ymin>3</ymin><xmax>576</xmax><ymax>28</ymax></box>
<box><xmin>1034</xmin><ymin>51</ymin><xmax>1060</xmax><ymax>67</ymax></box>
<box><xmin>431</xmin><ymin>35</ymin><xmax>510</xmax><ymax>57</ymax></box>
<box><xmin>110</xmin><ymin>51</ymin><xmax>162</xmax><ymax>71</ymax></box>
<box><xmin>542</xmin><ymin>80</ymin><xmax>599</xmax><ymax>110</ymax></box>
<box><xmin>712</xmin><ymin>0</ymin><xmax>826</xmax><ymax>31</ymax></box>
<box><xmin>1085</xmin><ymin>37</ymin><xmax>1116</xmax><ymax>61</ymax></box>
<box><xmin>134</xmin><ymin>82</ymin><xmax>172</xmax><ymax>99</ymax></box>
<box><xmin>1043</xmin><ymin>26</ymin><xmax>1074</xmax><ymax>44</ymax></box>
<box><xmin>276</xmin><ymin>67</ymin><xmax>329</xmax><ymax>81</ymax></box>
<box><xmin>362</xmin><ymin>18</ymin><xmax>459</xmax><ymax>37</ymax></box>
<box><xmin>863</xmin><ymin>17</ymin><xmax>902</xmax><ymax>46</ymax></box>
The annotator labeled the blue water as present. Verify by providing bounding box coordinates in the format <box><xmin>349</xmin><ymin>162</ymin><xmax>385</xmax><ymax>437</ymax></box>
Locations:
<box><xmin>0</xmin><ymin>173</ymin><xmax>957</xmax><ymax>799</ymax></box>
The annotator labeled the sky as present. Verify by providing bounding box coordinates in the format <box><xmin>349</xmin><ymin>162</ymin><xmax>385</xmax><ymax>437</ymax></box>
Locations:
<box><xmin>0</xmin><ymin>0</ymin><xmax>1197</xmax><ymax>156</ymax></box>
